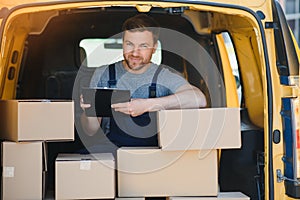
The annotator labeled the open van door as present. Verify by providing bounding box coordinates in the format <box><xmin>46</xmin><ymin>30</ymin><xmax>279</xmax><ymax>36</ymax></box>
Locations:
<box><xmin>272</xmin><ymin>1</ymin><xmax>300</xmax><ymax>198</ymax></box>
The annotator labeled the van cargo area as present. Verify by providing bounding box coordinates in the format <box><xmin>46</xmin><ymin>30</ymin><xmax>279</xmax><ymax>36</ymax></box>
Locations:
<box><xmin>1</xmin><ymin>1</ymin><xmax>298</xmax><ymax>199</ymax></box>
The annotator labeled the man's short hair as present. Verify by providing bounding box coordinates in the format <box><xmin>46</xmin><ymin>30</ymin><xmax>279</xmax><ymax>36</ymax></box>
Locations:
<box><xmin>122</xmin><ymin>14</ymin><xmax>160</xmax><ymax>43</ymax></box>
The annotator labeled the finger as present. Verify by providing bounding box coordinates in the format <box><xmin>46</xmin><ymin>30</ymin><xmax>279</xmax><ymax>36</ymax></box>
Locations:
<box><xmin>81</xmin><ymin>104</ymin><xmax>91</xmax><ymax>108</ymax></box>
<box><xmin>130</xmin><ymin>112</ymin><xmax>139</xmax><ymax>117</ymax></box>
<box><xmin>80</xmin><ymin>94</ymin><xmax>85</xmax><ymax>104</ymax></box>
<box><xmin>111</xmin><ymin>102</ymin><xmax>129</xmax><ymax>109</ymax></box>
<box><xmin>114</xmin><ymin>107</ymin><xmax>131</xmax><ymax>115</ymax></box>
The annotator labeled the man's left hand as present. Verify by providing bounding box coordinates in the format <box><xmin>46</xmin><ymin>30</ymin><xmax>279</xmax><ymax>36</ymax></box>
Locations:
<box><xmin>111</xmin><ymin>98</ymin><xmax>150</xmax><ymax>117</ymax></box>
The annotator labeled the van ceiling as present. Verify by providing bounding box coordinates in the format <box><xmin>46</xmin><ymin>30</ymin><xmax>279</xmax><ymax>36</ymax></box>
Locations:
<box><xmin>32</xmin><ymin>7</ymin><xmax>197</xmax><ymax>38</ymax></box>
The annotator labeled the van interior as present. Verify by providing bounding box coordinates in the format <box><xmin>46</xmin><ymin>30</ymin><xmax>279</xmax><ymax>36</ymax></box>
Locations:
<box><xmin>2</xmin><ymin>5</ymin><xmax>264</xmax><ymax>199</ymax></box>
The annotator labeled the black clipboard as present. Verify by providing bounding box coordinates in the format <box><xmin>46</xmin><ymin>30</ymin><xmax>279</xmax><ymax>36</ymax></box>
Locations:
<box><xmin>82</xmin><ymin>87</ymin><xmax>131</xmax><ymax>117</ymax></box>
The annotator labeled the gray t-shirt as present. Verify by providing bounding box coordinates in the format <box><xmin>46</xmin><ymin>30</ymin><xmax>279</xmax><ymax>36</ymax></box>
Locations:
<box><xmin>90</xmin><ymin>61</ymin><xmax>188</xmax><ymax>98</ymax></box>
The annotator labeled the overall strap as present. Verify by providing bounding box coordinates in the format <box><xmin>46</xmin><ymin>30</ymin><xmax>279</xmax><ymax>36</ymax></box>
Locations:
<box><xmin>108</xmin><ymin>63</ymin><xmax>117</xmax><ymax>88</ymax></box>
<box><xmin>149</xmin><ymin>65</ymin><xmax>164</xmax><ymax>98</ymax></box>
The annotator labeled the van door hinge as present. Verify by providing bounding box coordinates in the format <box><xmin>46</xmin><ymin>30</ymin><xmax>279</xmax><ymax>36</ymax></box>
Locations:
<box><xmin>276</xmin><ymin>169</ymin><xmax>300</xmax><ymax>185</ymax></box>
<box><xmin>280</xmin><ymin>85</ymin><xmax>300</xmax><ymax>98</ymax></box>
<box><xmin>265</xmin><ymin>22</ymin><xmax>278</xmax><ymax>29</ymax></box>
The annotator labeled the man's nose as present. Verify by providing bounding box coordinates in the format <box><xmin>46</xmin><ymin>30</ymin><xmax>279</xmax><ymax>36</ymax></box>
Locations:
<box><xmin>132</xmin><ymin>47</ymin><xmax>140</xmax><ymax>55</ymax></box>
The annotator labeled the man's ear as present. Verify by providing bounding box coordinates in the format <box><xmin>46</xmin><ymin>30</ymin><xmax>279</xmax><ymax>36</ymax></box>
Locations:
<box><xmin>152</xmin><ymin>42</ymin><xmax>158</xmax><ymax>54</ymax></box>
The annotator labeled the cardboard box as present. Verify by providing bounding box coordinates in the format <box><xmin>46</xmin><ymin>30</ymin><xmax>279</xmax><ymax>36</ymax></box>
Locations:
<box><xmin>0</xmin><ymin>100</ymin><xmax>74</xmax><ymax>141</ymax></box>
<box><xmin>158</xmin><ymin>108</ymin><xmax>241</xmax><ymax>151</ymax></box>
<box><xmin>2</xmin><ymin>141</ymin><xmax>45</xmax><ymax>200</ymax></box>
<box><xmin>55</xmin><ymin>153</ymin><xmax>115</xmax><ymax>199</ymax></box>
<box><xmin>117</xmin><ymin>147</ymin><xmax>218</xmax><ymax>197</ymax></box>
<box><xmin>167</xmin><ymin>192</ymin><xmax>250</xmax><ymax>200</ymax></box>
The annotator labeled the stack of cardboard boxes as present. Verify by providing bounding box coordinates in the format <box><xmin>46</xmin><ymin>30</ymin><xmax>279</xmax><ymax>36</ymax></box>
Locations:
<box><xmin>116</xmin><ymin>108</ymin><xmax>249</xmax><ymax>200</ymax></box>
<box><xmin>0</xmin><ymin>99</ymin><xmax>249</xmax><ymax>200</ymax></box>
<box><xmin>0</xmin><ymin>100</ymin><xmax>74</xmax><ymax>199</ymax></box>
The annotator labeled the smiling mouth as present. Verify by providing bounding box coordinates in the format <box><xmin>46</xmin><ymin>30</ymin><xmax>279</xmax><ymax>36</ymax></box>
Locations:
<box><xmin>130</xmin><ymin>56</ymin><xmax>141</xmax><ymax>61</ymax></box>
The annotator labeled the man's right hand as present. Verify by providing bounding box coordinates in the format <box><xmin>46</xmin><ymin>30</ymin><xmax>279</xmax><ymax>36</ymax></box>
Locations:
<box><xmin>80</xmin><ymin>94</ymin><xmax>91</xmax><ymax>112</ymax></box>
<box><xmin>80</xmin><ymin>94</ymin><xmax>102</xmax><ymax>136</ymax></box>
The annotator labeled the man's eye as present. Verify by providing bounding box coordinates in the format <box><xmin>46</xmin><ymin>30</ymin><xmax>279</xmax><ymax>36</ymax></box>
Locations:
<box><xmin>140</xmin><ymin>44</ymin><xmax>149</xmax><ymax>49</ymax></box>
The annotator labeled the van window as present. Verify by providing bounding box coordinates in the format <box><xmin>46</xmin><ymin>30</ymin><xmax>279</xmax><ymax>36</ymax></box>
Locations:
<box><xmin>273</xmin><ymin>1</ymin><xmax>299</xmax><ymax>84</ymax></box>
<box><xmin>79</xmin><ymin>38</ymin><xmax>162</xmax><ymax>67</ymax></box>
<box><xmin>221</xmin><ymin>32</ymin><xmax>242</xmax><ymax>106</ymax></box>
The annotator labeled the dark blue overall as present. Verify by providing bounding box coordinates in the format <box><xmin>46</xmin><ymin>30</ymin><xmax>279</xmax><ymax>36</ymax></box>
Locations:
<box><xmin>106</xmin><ymin>64</ymin><xmax>163</xmax><ymax>147</ymax></box>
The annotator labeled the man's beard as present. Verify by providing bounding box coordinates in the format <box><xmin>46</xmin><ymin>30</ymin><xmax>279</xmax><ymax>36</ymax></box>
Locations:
<box><xmin>124</xmin><ymin>57</ymin><xmax>148</xmax><ymax>72</ymax></box>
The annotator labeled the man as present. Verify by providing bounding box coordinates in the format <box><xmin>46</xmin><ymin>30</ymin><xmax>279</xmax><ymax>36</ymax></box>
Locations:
<box><xmin>80</xmin><ymin>14</ymin><xmax>207</xmax><ymax>147</ymax></box>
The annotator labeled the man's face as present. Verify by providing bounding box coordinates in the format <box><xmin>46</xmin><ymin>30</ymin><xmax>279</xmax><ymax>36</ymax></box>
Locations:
<box><xmin>123</xmin><ymin>30</ymin><xmax>157</xmax><ymax>72</ymax></box>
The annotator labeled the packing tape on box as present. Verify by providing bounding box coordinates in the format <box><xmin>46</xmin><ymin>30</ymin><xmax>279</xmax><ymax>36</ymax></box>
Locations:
<box><xmin>80</xmin><ymin>160</ymin><xmax>91</xmax><ymax>170</ymax></box>
<box><xmin>3</xmin><ymin>166</ymin><xmax>14</xmax><ymax>177</ymax></box>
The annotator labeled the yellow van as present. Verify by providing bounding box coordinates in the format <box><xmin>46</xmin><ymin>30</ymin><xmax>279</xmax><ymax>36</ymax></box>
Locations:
<box><xmin>0</xmin><ymin>0</ymin><xmax>299</xmax><ymax>199</ymax></box>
